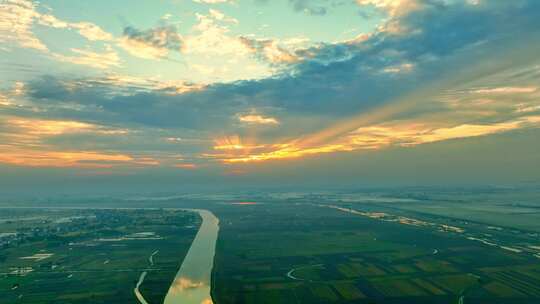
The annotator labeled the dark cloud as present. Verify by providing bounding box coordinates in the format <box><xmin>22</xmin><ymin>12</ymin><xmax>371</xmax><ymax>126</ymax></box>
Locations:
<box><xmin>25</xmin><ymin>77</ymin><xmax>237</xmax><ymax>130</ymax></box>
<box><xmin>122</xmin><ymin>25</ymin><xmax>183</xmax><ymax>53</ymax></box>
<box><xmin>287</xmin><ymin>0</ymin><xmax>348</xmax><ymax>16</ymax></box>
<box><xmin>239</xmin><ymin>36</ymin><xmax>300</xmax><ymax>64</ymax></box>
<box><xmin>289</xmin><ymin>0</ymin><xmax>327</xmax><ymax>15</ymax></box>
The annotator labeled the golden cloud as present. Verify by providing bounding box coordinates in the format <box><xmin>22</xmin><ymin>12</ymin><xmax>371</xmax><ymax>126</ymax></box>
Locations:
<box><xmin>213</xmin><ymin>116</ymin><xmax>540</xmax><ymax>164</ymax></box>
<box><xmin>0</xmin><ymin>149</ymin><xmax>133</xmax><ymax>168</ymax></box>
<box><xmin>238</xmin><ymin>114</ymin><xmax>279</xmax><ymax>125</ymax></box>
<box><xmin>7</xmin><ymin>117</ymin><xmax>128</xmax><ymax>136</ymax></box>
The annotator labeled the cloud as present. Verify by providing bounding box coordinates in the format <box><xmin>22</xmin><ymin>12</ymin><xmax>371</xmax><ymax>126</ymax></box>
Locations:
<box><xmin>472</xmin><ymin>87</ymin><xmax>537</xmax><ymax>94</ymax></box>
<box><xmin>0</xmin><ymin>149</ymin><xmax>134</xmax><ymax>168</ymax></box>
<box><xmin>212</xmin><ymin>135</ymin><xmax>268</xmax><ymax>152</ymax></box>
<box><xmin>7</xmin><ymin>0</ymin><xmax>540</xmax><ymax>170</ymax></box>
<box><xmin>214</xmin><ymin>115</ymin><xmax>540</xmax><ymax>163</ymax></box>
<box><xmin>0</xmin><ymin>0</ymin><xmax>48</xmax><ymax>51</ymax></box>
<box><xmin>0</xmin><ymin>115</ymin><xmax>129</xmax><ymax>152</ymax></box>
<box><xmin>382</xmin><ymin>62</ymin><xmax>414</xmax><ymax>73</ymax></box>
<box><xmin>4</xmin><ymin>117</ymin><xmax>127</xmax><ymax>136</ymax></box>
<box><xmin>0</xmin><ymin>82</ymin><xmax>27</xmax><ymax>107</ymax></box>
<box><xmin>21</xmin><ymin>0</ymin><xmax>540</xmax><ymax>132</ymax></box>
<box><xmin>288</xmin><ymin>0</ymin><xmax>348</xmax><ymax>16</ymax></box>
<box><xmin>22</xmin><ymin>75</ymin><xmax>241</xmax><ymax>131</ymax></box>
<box><xmin>356</xmin><ymin>0</ymin><xmax>420</xmax><ymax>17</ymax></box>
<box><xmin>52</xmin><ymin>46</ymin><xmax>121</xmax><ymax>69</ymax></box>
<box><xmin>69</xmin><ymin>74</ymin><xmax>205</xmax><ymax>95</ymax></box>
<box><xmin>238</xmin><ymin>114</ymin><xmax>279</xmax><ymax>125</ymax></box>
<box><xmin>39</xmin><ymin>4</ymin><xmax>540</xmax><ymax>95</ymax></box>
<box><xmin>119</xmin><ymin>25</ymin><xmax>183</xmax><ymax>60</ymax></box>
<box><xmin>0</xmin><ymin>93</ymin><xmax>9</xmax><ymax>106</ymax></box>
<box><xmin>0</xmin><ymin>115</ymin><xmax>141</xmax><ymax>168</ymax></box>
<box><xmin>239</xmin><ymin>36</ymin><xmax>302</xmax><ymax>64</ymax></box>
<box><xmin>183</xmin><ymin>9</ymin><xmax>246</xmax><ymax>57</ymax></box>
<box><xmin>349</xmin><ymin>119</ymin><xmax>528</xmax><ymax>149</ymax></box>
<box><xmin>516</xmin><ymin>104</ymin><xmax>540</xmax><ymax>114</ymax></box>
<box><xmin>134</xmin><ymin>9</ymin><xmax>271</xmax><ymax>82</ymax></box>
<box><xmin>289</xmin><ymin>0</ymin><xmax>328</xmax><ymax>15</ymax></box>
<box><xmin>0</xmin><ymin>0</ymin><xmax>113</xmax><ymax>53</ymax></box>
<box><xmin>174</xmin><ymin>163</ymin><xmax>198</xmax><ymax>169</ymax></box>
<box><xmin>208</xmin><ymin>8</ymin><xmax>238</xmax><ymax>23</ymax></box>
<box><xmin>197</xmin><ymin>0</ymin><xmax>540</xmax><ymax>163</ymax></box>
<box><xmin>37</xmin><ymin>14</ymin><xmax>113</xmax><ymax>41</ymax></box>
<box><xmin>72</xmin><ymin>22</ymin><xmax>113</xmax><ymax>41</ymax></box>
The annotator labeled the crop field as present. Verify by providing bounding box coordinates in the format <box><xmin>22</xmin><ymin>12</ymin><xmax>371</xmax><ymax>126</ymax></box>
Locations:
<box><xmin>209</xmin><ymin>200</ymin><xmax>540</xmax><ymax>304</ymax></box>
<box><xmin>0</xmin><ymin>208</ymin><xmax>199</xmax><ymax>304</ymax></box>
<box><xmin>2</xmin><ymin>189</ymin><xmax>540</xmax><ymax>304</ymax></box>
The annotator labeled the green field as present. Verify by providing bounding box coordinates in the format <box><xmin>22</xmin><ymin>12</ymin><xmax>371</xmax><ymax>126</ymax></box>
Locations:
<box><xmin>208</xmin><ymin>199</ymin><xmax>540</xmax><ymax>304</ymax></box>
<box><xmin>2</xmin><ymin>189</ymin><xmax>540</xmax><ymax>304</ymax></box>
<box><xmin>0</xmin><ymin>208</ymin><xmax>199</xmax><ymax>304</ymax></box>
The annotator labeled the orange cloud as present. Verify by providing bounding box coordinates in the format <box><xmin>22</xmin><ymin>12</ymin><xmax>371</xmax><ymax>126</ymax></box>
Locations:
<box><xmin>0</xmin><ymin>94</ymin><xmax>10</xmax><ymax>106</ymax></box>
<box><xmin>134</xmin><ymin>157</ymin><xmax>161</xmax><ymax>166</ymax></box>
<box><xmin>8</xmin><ymin>118</ymin><xmax>96</xmax><ymax>135</ymax></box>
<box><xmin>6</xmin><ymin>117</ymin><xmax>128</xmax><ymax>136</ymax></box>
<box><xmin>0</xmin><ymin>147</ymin><xmax>164</xmax><ymax>169</ymax></box>
<box><xmin>0</xmin><ymin>116</ymin><xmax>160</xmax><ymax>168</ymax></box>
<box><xmin>220</xmin><ymin>144</ymin><xmax>350</xmax><ymax>163</ymax></box>
<box><xmin>214</xmin><ymin>116</ymin><xmax>540</xmax><ymax>163</ymax></box>
<box><xmin>174</xmin><ymin>163</ymin><xmax>198</xmax><ymax>169</ymax></box>
<box><xmin>213</xmin><ymin>135</ymin><xmax>267</xmax><ymax>151</ymax></box>
<box><xmin>238</xmin><ymin>114</ymin><xmax>279</xmax><ymax>125</ymax></box>
<box><xmin>473</xmin><ymin>86</ymin><xmax>537</xmax><ymax>94</ymax></box>
<box><xmin>0</xmin><ymin>149</ymin><xmax>133</xmax><ymax>168</ymax></box>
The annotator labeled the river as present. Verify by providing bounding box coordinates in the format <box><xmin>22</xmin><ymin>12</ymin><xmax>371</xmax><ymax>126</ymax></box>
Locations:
<box><xmin>163</xmin><ymin>209</ymin><xmax>219</xmax><ymax>304</ymax></box>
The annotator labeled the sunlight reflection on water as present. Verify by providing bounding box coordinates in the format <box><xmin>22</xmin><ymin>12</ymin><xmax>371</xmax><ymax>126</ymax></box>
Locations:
<box><xmin>163</xmin><ymin>209</ymin><xmax>219</xmax><ymax>304</ymax></box>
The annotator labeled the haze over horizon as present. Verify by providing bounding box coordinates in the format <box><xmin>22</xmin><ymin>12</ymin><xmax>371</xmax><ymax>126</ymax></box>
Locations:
<box><xmin>2</xmin><ymin>0</ymin><xmax>540</xmax><ymax>194</ymax></box>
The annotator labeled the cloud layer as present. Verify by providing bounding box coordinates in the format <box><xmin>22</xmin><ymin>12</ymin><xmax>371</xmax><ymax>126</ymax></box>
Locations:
<box><xmin>120</xmin><ymin>26</ymin><xmax>183</xmax><ymax>59</ymax></box>
<box><xmin>1</xmin><ymin>0</ymin><xmax>540</xmax><ymax>188</ymax></box>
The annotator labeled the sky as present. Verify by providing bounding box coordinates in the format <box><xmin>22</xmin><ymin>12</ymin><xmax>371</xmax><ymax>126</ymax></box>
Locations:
<box><xmin>1</xmin><ymin>0</ymin><xmax>540</xmax><ymax>194</ymax></box>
